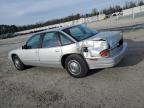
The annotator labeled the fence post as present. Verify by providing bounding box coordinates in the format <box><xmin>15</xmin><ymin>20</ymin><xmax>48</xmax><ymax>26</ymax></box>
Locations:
<box><xmin>132</xmin><ymin>8</ymin><xmax>135</xmax><ymax>19</ymax></box>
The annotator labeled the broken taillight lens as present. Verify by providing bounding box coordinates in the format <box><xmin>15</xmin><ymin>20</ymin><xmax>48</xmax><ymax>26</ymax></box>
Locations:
<box><xmin>100</xmin><ymin>49</ymin><xmax>109</xmax><ymax>57</ymax></box>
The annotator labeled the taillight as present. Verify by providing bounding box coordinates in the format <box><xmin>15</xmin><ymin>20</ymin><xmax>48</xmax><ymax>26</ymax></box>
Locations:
<box><xmin>100</xmin><ymin>49</ymin><xmax>109</xmax><ymax>57</ymax></box>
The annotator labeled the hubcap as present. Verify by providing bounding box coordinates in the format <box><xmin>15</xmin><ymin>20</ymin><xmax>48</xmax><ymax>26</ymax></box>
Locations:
<box><xmin>14</xmin><ymin>58</ymin><xmax>21</xmax><ymax>69</ymax></box>
<box><xmin>68</xmin><ymin>60</ymin><xmax>81</xmax><ymax>75</ymax></box>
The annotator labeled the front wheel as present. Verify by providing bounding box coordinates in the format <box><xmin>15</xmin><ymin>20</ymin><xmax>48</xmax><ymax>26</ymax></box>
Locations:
<box><xmin>65</xmin><ymin>54</ymin><xmax>89</xmax><ymax>78</ymax></box>
<box><xmin>12</xmin><ymin>55</ymin><xmax>26</xmax><ymax>70</ymax></box>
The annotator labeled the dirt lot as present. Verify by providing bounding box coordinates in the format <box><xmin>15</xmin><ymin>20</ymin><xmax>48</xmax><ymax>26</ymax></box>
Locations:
<box><xmin>0</xmin><ymin>28</ymin><xmax>144</xmax><ymax>108</ymax></box>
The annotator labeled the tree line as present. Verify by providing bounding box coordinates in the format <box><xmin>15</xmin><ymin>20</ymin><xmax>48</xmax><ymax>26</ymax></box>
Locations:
<box><xmin>0</xmin><ymin>0</ymin><xmax>144</xmax><ymax>36</ymax></box>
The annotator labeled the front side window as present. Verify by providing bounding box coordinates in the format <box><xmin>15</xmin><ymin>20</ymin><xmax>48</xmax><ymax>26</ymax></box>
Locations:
<box><xmin>26</xmin><ymin>34</ymin><xmax>41</xmax><ymax>49</ymax></box>
<box><xmin>59</xmin><ymin>33</ymin><xmax>73</xmax><ymax>46</ymax></box>
<box><xmin>63</xmin><ymin>25</ymin><xmax>98</xmax><ymax>41</ymax></box>
<box><xmin>42</xmin><ymin>32</ymin><xmax>59</xmax><ymax>48</ymax></box>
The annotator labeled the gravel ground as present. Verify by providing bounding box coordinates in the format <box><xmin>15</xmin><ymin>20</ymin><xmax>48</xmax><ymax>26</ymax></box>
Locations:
<box><xmin>0</xmin><ymin>27</ymin><xmax>144</xmax><ymax>108</ymax></box>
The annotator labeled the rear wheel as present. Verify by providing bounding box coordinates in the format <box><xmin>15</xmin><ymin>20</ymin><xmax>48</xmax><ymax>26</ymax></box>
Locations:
<box><xmin>12</xmin><ymin>55</ymin><xmax>26</xmax><ymax>70</ymax></box>
<box><xmin>65</xmin><ymin>54</ymin><xmax>89</xmax><ymax>78</ymax></box>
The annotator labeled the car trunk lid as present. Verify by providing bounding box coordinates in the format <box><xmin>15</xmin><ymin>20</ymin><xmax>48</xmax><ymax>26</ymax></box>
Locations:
<box><xmin>88</xmin><ymin>31</ymin><xmax>122</xmax><ymax>47</ymax></box>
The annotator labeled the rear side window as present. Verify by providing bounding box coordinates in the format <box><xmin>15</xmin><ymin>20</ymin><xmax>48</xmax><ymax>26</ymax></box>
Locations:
<box><xmin>59</xmin><ymin>33</ymin><xmax>73</xmax><ymax>46</ymax></box>
<box><xmin>42</xmin><ymin>32</ymin><xmax>59</xmax><ymax>48</ymax></box>
<box><xmin>69</xmin><ymin>27</ymin><xmax>84</xmax><ymax>37</ymax></box>
<box><xmin>26</xmin><ymin>34</ymin><xmax>41</xmax><ymax>49</ymax></box>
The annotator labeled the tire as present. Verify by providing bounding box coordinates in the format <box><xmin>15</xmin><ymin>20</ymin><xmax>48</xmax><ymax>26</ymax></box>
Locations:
<box><xmin>12</xmin><ymin>55</ymin><xmax>26</xmax><ymax>70</ymax></box>
<box><xmin>65</xmin><ymin>54</ymin><xmax>89</xmax><ymax>78</ymax></box>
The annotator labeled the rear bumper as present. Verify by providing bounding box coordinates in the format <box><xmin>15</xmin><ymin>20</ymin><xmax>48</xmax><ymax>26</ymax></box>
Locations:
<box><xmin>86</xmin><ymin>42</ymin><xmax>128</xmax><ymax>69</ymax></box>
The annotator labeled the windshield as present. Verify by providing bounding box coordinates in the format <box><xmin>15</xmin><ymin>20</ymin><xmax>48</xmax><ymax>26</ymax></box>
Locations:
<box><xmin>62</xmin><ymin>25</ymin><xmax>98</xmax><ymax>41</ymax></box>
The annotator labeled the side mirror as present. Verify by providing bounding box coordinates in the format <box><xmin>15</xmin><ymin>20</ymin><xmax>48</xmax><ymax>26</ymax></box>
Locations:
<box><xmin>22</xmin><ymin>45</ymin><xmax>27</xmax><ymax>49</ymax></box>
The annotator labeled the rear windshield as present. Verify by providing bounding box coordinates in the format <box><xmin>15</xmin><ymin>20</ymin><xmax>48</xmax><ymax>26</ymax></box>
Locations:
<box><xmin>62</xmin><ymin>25</ymin><xmax>98</xmax><ymax>41</ymax></box>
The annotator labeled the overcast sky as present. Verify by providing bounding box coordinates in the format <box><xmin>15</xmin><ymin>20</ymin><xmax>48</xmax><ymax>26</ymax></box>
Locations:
<box><xmin>0</xmin><ymin>0</ymin><xmax>139</xmax><ymax>25</ymax></box>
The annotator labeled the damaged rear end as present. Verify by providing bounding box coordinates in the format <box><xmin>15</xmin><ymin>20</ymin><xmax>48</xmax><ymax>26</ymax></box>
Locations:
<box><xmin>80</xmin><ymin>31</ymin><xmax>127</xmax><ymax>69</ymax></box>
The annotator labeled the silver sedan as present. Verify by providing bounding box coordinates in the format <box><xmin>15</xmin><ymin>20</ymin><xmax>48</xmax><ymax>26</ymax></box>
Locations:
<box><xmin>8</xmin><ymin>24</ymin><xmax>127</xmax><ymax>78</ymax></box>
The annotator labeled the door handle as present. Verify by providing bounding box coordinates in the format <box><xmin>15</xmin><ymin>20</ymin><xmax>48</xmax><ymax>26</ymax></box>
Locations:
<box><xmin>35</xmin><ymin>50</ymin><xmax>38</xmax><ymax>53</ymax></box>
<box><xmin>55</xmin><ymin>49</ymin><xmax>60</xmax><ymax>52</ymax></box>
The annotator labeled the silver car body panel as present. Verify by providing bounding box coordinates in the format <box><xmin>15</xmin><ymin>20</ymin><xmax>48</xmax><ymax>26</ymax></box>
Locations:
<box><xmin>38</xmin><ymin>46</ymin><xmax>62</xmax><ymax>67</ymax></box>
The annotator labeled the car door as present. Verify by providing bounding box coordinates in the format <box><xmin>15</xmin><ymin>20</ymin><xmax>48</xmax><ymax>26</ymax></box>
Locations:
<box><xmin>38</xmin><ymin>32</ymin><xmax>62</xmax><ymax>67</ymax></box>
<box><xmin>21</xmin><ymin>34</ymin><xmax>41</xmax><ymax>65</ymax></box>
